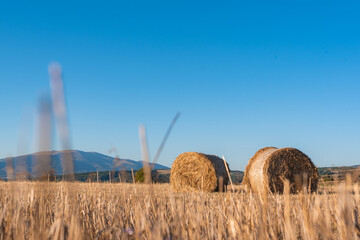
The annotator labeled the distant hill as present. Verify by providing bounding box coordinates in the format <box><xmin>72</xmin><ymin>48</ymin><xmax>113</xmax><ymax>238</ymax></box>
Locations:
<box><xmin>1</xmin><ymin>151</ymin><xmax>358</xmax><ymax>182</ymax></box>
<box><xmin>0</xmin><ymin>150</ymin><xmax>169</xmax><ymax>178</ymax></box>
<box><xmin>318</xmin><ymin>165</ymin><xmax>360</xmax><ymax>182</ymax></box>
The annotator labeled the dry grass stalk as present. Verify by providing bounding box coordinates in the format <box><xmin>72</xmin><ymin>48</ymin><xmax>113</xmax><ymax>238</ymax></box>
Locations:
<box><xmin>222</xmin><ymin>155</ymin><xmax>234</xmax><ymax>191</ymax></box>
<box><xmin>5</xmin><ymin>157</ymin><xmax>14</xmax><ymax>180</ymax></box>
<box><xmin>152</xmin><ymin>112</ymin><xmax>180</xmax><ymax>165</ymax></box>
<box><xmin>131</xmin><ymin>168</ymin><xmax>135</xmax><ymax>183</ymax></box>
<box><xmin>139</xmin><ymin>125</ymin><xmax>152</xmax><ymax>184</ymax></box>
<box><xmin>35</xmin><ymin>97</ymin><xmax>52</xmax><ymax>179</ymax></box>
<box><xmin>48</xmin><ymin>62</ymin><xmax>74</xmax><ymax>181</ymax></box>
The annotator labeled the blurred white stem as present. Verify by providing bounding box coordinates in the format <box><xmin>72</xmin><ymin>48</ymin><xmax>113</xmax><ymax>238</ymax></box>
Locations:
<box><xmin>139</xmin><ymin>125</ymin><xmax>151</xmax><ymax>184</ymax></box>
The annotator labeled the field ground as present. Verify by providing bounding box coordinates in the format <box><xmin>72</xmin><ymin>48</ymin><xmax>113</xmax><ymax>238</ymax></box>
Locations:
<box><xmin>0</xmin><ymin>181</ymin><xmax>359</xmax><ymax>239</ymax></box>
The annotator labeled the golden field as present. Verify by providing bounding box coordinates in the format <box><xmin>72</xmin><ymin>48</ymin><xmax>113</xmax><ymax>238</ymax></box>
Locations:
<box><xmin>0</xmin><ymin>181</ymin><xmax>359</xmax><ymax>240</ymax></box>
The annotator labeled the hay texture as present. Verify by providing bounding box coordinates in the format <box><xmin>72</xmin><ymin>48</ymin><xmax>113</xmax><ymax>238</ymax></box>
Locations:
<box><xmin>170</xmin><ymin>152</ymin><xmax>229</xmax><ymax>192</ymax></box>
<box><xmin>243</xmin><ymin>147</ymin><xmax>319</xmax><ymax>194</ymax></box>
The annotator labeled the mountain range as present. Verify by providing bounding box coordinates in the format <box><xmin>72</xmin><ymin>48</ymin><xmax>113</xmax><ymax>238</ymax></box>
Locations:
<box><xmin>0</xmin><ymin>150</ymin><xmax>169</xmax><ymax>178</ymax></box>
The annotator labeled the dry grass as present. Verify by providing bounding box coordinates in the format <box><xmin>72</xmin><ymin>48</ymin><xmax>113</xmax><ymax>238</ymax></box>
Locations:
<box><xmin>0</xmin><ymin>181</ymin><xmax>359</xmax><ymax>239</ymax></box>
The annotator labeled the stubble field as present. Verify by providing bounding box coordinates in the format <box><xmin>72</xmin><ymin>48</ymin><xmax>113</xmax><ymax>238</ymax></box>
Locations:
<box><xmin>0</xmin><ymin>181</ymin><xmax>359</xmax><ymax>240</ymax></box>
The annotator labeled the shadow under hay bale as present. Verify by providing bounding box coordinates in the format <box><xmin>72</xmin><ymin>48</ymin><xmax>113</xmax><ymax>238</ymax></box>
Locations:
<box><xmin>170</xmin><ymin>152</ymin><xmax>229</xmax><ymax>192</ymax></box>
<box><xmin>243</xmin><ymin>147</ymin><xmax>319</xmax><ymax>194</ymax></box>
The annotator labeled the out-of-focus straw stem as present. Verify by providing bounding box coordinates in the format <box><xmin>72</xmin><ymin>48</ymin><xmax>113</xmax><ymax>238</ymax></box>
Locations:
<box><xmin>222</xmin><ymin>155</ymin><xmax>234</xmax><ymax>191</ymax></box>
<box><xmin>139</xmin><ymin>125</ymin><xmax>151</xmax><ymax>184</ymax></box>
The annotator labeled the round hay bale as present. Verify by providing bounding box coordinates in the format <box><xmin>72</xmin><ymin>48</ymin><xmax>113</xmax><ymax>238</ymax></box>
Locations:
<box><xmin>243</xmin><ymin>147</ymin><xmax>319</xmax><ymax>194</ymax></box>
<box><xmin>170</xmin><ymin>152</ymin><xmax>229</xmax><ymax>192</ymax></box>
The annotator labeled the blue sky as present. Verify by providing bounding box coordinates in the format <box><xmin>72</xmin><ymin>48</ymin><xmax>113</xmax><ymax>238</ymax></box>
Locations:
<box><xmin>1</xmin><ymin>1</ymin><xmax>360</xmax><ymax>170</ymax></box>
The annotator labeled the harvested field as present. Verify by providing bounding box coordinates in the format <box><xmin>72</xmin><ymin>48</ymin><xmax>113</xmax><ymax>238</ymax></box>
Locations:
<box><xmin>0</xmin><ymin>181</ymin><xmax>359</xmax><ymax>239</ymax></box>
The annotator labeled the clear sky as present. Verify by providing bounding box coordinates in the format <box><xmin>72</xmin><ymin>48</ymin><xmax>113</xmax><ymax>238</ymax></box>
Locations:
<box><xmin>1</xmin><ymin>1</ymin><xmax>360</xmax><ymax>170</ymax></box>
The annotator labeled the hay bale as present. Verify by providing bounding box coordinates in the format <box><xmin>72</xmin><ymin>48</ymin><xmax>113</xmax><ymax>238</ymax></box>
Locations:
<box><xmin>243</xmin><ymin>147</ymin><xmax>319</xmax><ymax>194</ymax></box>
<box><xmin>170</xmin><ymin>152</ymin><xmax>229</xmax><ymax>192</ymax></box>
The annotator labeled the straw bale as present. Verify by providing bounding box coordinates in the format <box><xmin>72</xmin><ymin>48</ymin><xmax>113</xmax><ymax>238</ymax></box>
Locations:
<box><xmin>243</xmin><ymin>147</ymin><xmax>319</xmax><ymax>194</ymax></box>
<box><xmin>170</xmin><ymin>152</ymin><xmax>229</xmax><ymax>192</ymax></box>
